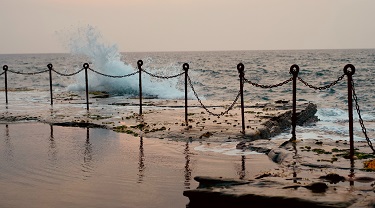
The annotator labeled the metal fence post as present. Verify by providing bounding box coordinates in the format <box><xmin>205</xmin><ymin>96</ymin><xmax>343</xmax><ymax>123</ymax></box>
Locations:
<box><xmin>83</xmin><ymin>63</ymin><xmax>89</xmax><ymax>111</ymax></box>
<box><xmin>3</xmin><ymin>65</ymin><xmax>8</xmax><ymax>104</ymax></box>
<box><xmin>344</xmin><ymin>64</ymin><xmax>355</xmax><ymax>160</ymax></box>
<box><xmin>137</xmin><ymin>60</ymin><xmax>143</xmax><ymax>115</ymax></box>
<box><xmin>47</xmin><ymin>64</ymin><xmax>53</xmax><ymax>106</ymax></box>
<box><xmin>183</xmin><ymin>63</ymin><xmax>189</xmax><ymax>125</ymax></box>
<box><xmin>237</xmin><ymin>63</ymin><xmax>245</xmax><ymax>134</ymax></box>
<box><xmin>290</xmin><ymin>64</ymin><xmax>299</xmax><ymax>141</ymax></box>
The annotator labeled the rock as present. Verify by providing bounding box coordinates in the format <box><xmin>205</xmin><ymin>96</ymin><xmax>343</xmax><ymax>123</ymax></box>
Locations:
<box><xmin>194</xmin><ymin>176</ymin><xmax>251</xmax><ymax>188</ymax></box>
<box><xmin>184</xmin><ymin>177</ymin><xmax>356</xmax><ymax>208</ymax></box>
<box><xmin>319</xmin><ymin>173</ymin><xmax>346</xmax><ymax>184</ymax></box>
<box><xmin>268</xmin><ymin>148</ymin><xmax>292</xmax><ymax>164</ymax></box>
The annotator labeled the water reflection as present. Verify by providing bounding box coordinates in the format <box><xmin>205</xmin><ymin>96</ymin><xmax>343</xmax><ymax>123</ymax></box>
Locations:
<box><xmin>138</xmin><ymin>137</ymin><xmax>145</xmax><ymax>183</ymax></box>
<box><xmin>184</xmin><ymin>140</ymin><xmax>192</xmax><ymax>189</ymax></box>
<box><xmin>4</xmin><ymin>124</ymin><xmax>13</xmax><ymax>159</ymax></box>
<box><xmin>82</xmin><ymin>127</ymin><xmax>93</xmax><ymax>179</ymax></box>
<box><xmin>48</xmin><ymin>124</ymin><xmax>57</xmax><ymax>163</ymax></box>
<box><xmin>237</xmin><ymin>155</ymin><xmax>246</xmax><ymax>180</ymax></box>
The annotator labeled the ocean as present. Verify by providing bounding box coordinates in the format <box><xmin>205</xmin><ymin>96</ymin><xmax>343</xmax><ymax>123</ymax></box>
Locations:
<box><xmin>1</xmin><ymin>49</ymin><xmax>375</xmax><ymax>142</ymax></box>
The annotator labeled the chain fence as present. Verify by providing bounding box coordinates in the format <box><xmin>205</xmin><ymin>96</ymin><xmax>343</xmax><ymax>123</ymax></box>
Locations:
<box><xmin>89</xmin><ymin>68</ymin><xmax>139</xmax><ymax>78</ymax></box>
<box><xmin>51</xmin><ymin>68</ymin><xmax>85</xmax><ymax>76</ymax></box>
<box><xmin>141</xmin><ymin>68</ymin><xmax>185</xmax><ymax>79</ymax></box>
<box><xmin>297</xmin><ymin>74</ymin><xmax>345</xmax><ymax>90</ymax></box>
<box><xmin>0</xmin><ymin>62</ymin><xmax>374</xmax><ymax>153</ymax></box>
<box><xmin>8</xmin><ymin>69</ymin><xmax>50</xmax><ymax>75</ymax></box>
<box><xmin>352</xmin><ymin>79</ymin><xmax>375</xmax><ymax>152</ymax></box>
<box><xmin>187</xmin><ymin>74</ymin><xmax>240</xmax><ymax>117</ymax></box>
<box><xmin>244</xmin><ymin>77</ymin><xmax>293</xmax><ymax>88</ymax></box>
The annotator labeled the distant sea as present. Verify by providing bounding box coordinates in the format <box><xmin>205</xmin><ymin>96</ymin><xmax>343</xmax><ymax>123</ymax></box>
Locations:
<box><xmin>1</xmin><ymin>49</ymin><xmax>375</xmax><ymax>142</ymax></box>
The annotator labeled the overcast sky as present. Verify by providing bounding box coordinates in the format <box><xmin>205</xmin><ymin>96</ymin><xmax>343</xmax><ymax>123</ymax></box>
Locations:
<box><xmin>1</xmin><ymin>0</ymin><xmax>375</xmax><ymax>54</ymax></box>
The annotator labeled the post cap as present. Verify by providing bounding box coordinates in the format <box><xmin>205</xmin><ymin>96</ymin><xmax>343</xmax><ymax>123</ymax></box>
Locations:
<box><xmin>237</xmin><ymin>63</ymin><xmax>244</xmax><ymax>73</ymax></box>
<box><xmin>183</xmin><ymin>63</ymin><xmax>189</xmax><ymax>71</ymax></box>
<box><xmin>3</xmin><ymin>65</ymin><xmax>8</xmax><ymax>71</ymax></box>
<box><xmin>83</xmin><ymin>63</ymin><xmax>89</xmax><ymax>69</ymax></box>
<box><xmin>343</xmin><ymin>64</ymin><xmax>355</xmax><ymax>76</ymax></box>
<box><xmin>290</xmin><ymin>64</ymin><xmax>299</xmax><ymax>76</ymax></box>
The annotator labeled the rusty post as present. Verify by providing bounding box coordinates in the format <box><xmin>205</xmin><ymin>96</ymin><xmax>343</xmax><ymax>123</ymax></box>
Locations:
<box><xmin>3</xmin><ymin>65</ymin><xmax>8</xmax><ymax>104</ymax></box>
<box><xmin>237</xmin><ymin>63</ymin><xmax>245</xmax><ymax>134</ymax></box>
<box><xmin>290</xmin><ymin>64</ymin><xmax>299</xmax><ymax>141</ymax></box>
<box><xmin>83</xmin><ymin>63</ymin><xmax>89</xmax><ymax>111</ymax></box>
<box><xmin>47</xmin><ymin>64</ymin><xmax>53</xmax><ymax>106</ymax></box>
<box><xmin>344</xmin><ymin>64</ymin><xmax>355</xmax><ymax>160</ymax></box>
<box><xmin>137</xmin><ymin>60</ymin><xmax>143</xmax><ymax>115</ymax></box>
<box><xmin>183</xmin><ymin>63</ymin><xmax>189</xmax><ymax>125</ymax></box>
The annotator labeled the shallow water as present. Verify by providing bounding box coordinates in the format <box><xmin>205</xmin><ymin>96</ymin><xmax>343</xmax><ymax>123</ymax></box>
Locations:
<box><xmin>0</xmin><ymin>123</ymin><xmax>277</xmax><ymax>208</ymax></box>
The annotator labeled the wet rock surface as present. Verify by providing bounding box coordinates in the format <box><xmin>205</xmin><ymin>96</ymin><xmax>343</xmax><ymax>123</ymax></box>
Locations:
<box><xmin>186</xmin><ymin>138</ymin><xmax>375</xmax><ymax>208</ymax></box>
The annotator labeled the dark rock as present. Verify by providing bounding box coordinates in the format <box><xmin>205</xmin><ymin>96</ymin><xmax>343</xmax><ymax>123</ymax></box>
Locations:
<box><xmin>319</xmin><ymin>173</ymin><xmax>346</xmax><ymax>184</ymax></box>
<box><xmin>194</xmin><ymin>176</ymin><xmax>251</xmax><ymax>188</ymax></box>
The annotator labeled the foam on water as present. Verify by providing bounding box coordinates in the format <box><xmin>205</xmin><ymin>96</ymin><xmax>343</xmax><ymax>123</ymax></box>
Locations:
<box><xmin>63</xmin><ymin>25</ymin><xmax>185</xmax><ymax>99</ymax></box>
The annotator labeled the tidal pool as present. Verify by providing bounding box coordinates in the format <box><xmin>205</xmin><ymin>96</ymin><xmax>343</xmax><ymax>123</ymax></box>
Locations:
<box><xmin>0</xmin><ymin>123</ymin><xmax>277</xmax><ymax>208</ymax></box>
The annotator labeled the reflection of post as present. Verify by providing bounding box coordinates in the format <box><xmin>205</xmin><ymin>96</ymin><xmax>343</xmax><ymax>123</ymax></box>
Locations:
<box><xmin>5</xmin><ymin>124</ymin><xmax>9</xmax><ymax>137</ymax></box>
<box><xmin>4</xmin><ymin>124</ymin><xmax>13</xmax><ymax>159</ymax></box>
<box><xmin>48</xmin><ymin>124</ymin><xmax>57</xmax><ymax>162</ymax></box>
<box><xmin>184</xmin><ymin>140</ymin><xmax>192</xmax><ymax>189</ymax></box>
<box><xmin>138</xmin><ymin>137</ymin><xmax>145</xmax><ymax>183</ymax></box>
<box><xmin>84</xmin><ymin>128</ymin><xmax>92</xmax><ymax>163</ymax></box>
<box><xmin>238</xmin><ymin>155</ymin><xmax>246</xmax><ymax>180</ymax></box>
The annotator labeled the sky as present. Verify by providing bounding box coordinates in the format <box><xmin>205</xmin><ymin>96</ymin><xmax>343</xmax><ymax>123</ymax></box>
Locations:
<box><xmin>1</xmin><ymin>0</ymin><xmax>375</xmax><ymax>54</ymax></box>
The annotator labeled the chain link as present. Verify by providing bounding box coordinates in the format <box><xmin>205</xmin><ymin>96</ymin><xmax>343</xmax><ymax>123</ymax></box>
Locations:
<box><xmin>187</xmin><ymin>75</ymin><xmax>240</xmax><ymax>117</ymax></box>
<box><xmin>142</xmin><ymin>68</ymin><xmax>185</xmax><ymax>79</ymax></box>
<box><xmin>352</xmin><ymin>79</ymin><xmax>375</xmax><ymax>153</ymax></box>
<box><xmin>52</xmin><ymin>68</ymin><xmax>85</xmax><ymax>76</ymax></box>
<box><xmin>89</xmin><ymin>68</ymin><xmax>139</xmax><ymax>78</ymax></box>
<box><xmin>244</xmin><ymin>77</ymin><xmax>293</xmax><ymax>88</ymax></box>
<box><xmin>8</xmin><ymin>69</ymin><xmax>49</xmax><ymax>75</ymax></box>
<box><xmin>298</xmin><ymin>74</ymin><xmax>345</xmax><ymax>90</ymax></box>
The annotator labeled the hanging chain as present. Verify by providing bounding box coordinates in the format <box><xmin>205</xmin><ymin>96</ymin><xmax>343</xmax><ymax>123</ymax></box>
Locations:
<box><xmin>142</xmin><ymin>68</ymin><xmax>185</xmax><ymax>79</ymax></box>
<box><xmin>8</xmin><ymin>69</ymin><xmax>49</xmax><ymax>75</ymax></box>
<box><xmin>187</xmin><ymin>75</ymin><xmax>240</xmax><ymax>117</ymax></box>
<box><xmin>52</xmin><ymin>68</ymin><xmax>85</xmax><ymax>76</ymax></box>
<box><xmin>351</xmin><ymin>79</ymin><xmax>375</xmax><ymax>153</ymax></box>
<box><xmin>89</xmin><ymin>68</ymin><xmax>139</xmax><ymax>78</ymax></box>
<box><xmin>0</xmin><ymin>71</ymin><xmax>4</xmax><ymax>76</ymax></box>
<box><xmin>298</xmin><ymin>74</ymin><xmax>345</xmax><ymax>90</ymax></box>
<box><xmin>243</xmin><ymin>77</ymin><xmax>293</xmax><ymax>88</ymax></box>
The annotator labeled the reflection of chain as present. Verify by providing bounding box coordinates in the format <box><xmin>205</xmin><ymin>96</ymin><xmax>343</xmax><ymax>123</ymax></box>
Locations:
<box><xmin>52</xmin><ymin>68</ymin><xmax>85</xmax><ymax>76</ymax></box>
<box><xmin>298</xmin><ymin>74</ymin><xmax>345</xmax><ymax>90</ymax></box>
<box><xmin>8</xmin><ymin>69</ymin><xmax>49</xmax><ymax>75</ymax></box>
<box><xmin>188</xmin><ymin>75</ymin><xmax>240</xmax><ymax>117</ymax></box>
<box><xmin>89</xmin><ymin>68</ymin><xmax>139</xmax><ymax>78</ymax></box>
<box><xmin>244</xmin><ymin>77</ymin><xmax>293</xmax><ymax>88</ymax></box>
<box><xmin>142</xmin><ymin>69</ymin><xmax>184</xmax><ymax>79</ymax></box>
<box><xmin>352</xmin><ymin>79</ymin><xmax>375</xmax><ymax>153</ymax></box>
